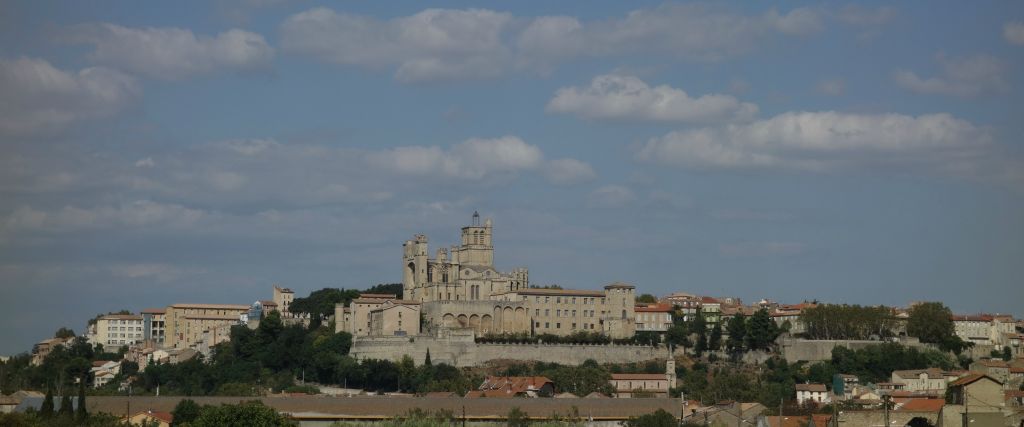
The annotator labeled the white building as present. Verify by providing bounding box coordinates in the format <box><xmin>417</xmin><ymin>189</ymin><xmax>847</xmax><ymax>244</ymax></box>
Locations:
<box><xmin>795</xmin><ymin>383</ymin><xmax>830</xmax><ymax>405</ymax></box>
<box><xmin>88</xmin><ymin>314</ymin><xmax>145</xmax><ymax>350</ymax></box>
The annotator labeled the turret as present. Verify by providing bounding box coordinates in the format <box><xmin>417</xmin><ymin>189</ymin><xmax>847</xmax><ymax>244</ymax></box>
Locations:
<box><xmin>403</xmin><ymin>234</ymin><xmax>429</xmax><ymax>300</ymax></box>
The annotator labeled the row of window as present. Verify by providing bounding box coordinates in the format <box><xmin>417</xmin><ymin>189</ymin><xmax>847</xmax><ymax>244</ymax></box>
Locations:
<box><xmin>107</xmin><ymin>326</ymin><xmax>143</xmax><ymax>332</ymax></box>
<box><xmin>535</xmin><ymin>308</ymin><xmax>605</xmax><ymax>318</ymax></box>
<box><xmin>533</xmin><ymin>296</ymin><xmax>607</xmax><ymax>305</ymax></box>
<box><xmin>535</xmin><ymin>321</ymin><xmax>598</xmax><ymax>330</ymax></box>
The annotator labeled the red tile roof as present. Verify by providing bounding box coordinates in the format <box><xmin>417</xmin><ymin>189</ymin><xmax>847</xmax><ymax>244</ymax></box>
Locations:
<box><xmin>479</xmin><ymin>376</ymin><xmax>553</xmax><ymax>396</ymax></box>
<box><xmin>795</xmin><ymin>383</ymin><xmax>827</xmax><ymax>392</ymax></box>
<box><xmin>949</xmin><ymin>374</ymin><xmax>1002</xmax><ymax>387</ymax></box>
<box><xmin>898</xmin><ymin>399</ymin><xmax>945</xmax><ymax>412</ymax></box>
<box><xmin>635</xmin><ymin>304</ymin><xmax>674</xmax><ymax>313</ymax></box>
<box><xmin>133</xmin><ymin>410</ymin><xmax>173</xmax><ymax>423</ymax></box>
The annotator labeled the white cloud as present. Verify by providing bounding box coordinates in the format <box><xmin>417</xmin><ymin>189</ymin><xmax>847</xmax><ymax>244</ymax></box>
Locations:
<box><xmin>134</xmin><ymin>157</ymin><xmax>155</xmax><ymax>168</ymax></box>
<box><xmin>369</xmin><ymin>136</ymin><xmax>544</xmax><ymax>179</ymax></box>
<box><xmin>0</xmin><ymin>57</ymin><xmax>138</xmax><ymax>137</ymax></box>
<box><xmin>281</xmin><ymin>8</ymin><xmax>513</xmax><ymax>82</ymax></box>
<box><xmin>588</xmin><ymin>185</ymin><xmax>636</xmax><ymax>208</ymax></box>
<box><xmin>547</xmin><ymin>74</ymin><xmax>758</xmax><ymax>123</ymax></box>
<box><xmin>281</xmin><ymin>5</ymin><xmax>822</xmax><ymax>82</ymax></box>
<box><xmin>637</xmin><ymin>111</ymin><xmax>989</xmax><ymax>172</ymax></box>
<box><xmin>1005</xmin><ymin>22</ymin><xmax>1024</xmax><ymax>45</ymax></box>
<box><xmin>67</xmin><ymin>23</ymin><xmax>274</xmax><ymax>80</ymax></box>
<box><xmin>894</xmin><ymin>54</ymin><xmax>1008</xmax><ymax>97</ymax></box>
<box><xmin>544</xmin><ymin>158</ymin><xmax>596</xmax><ymax>185</ymax></box>
<box><xmin>816</xmin><ymin>78</ymin><xmax>845</xmax><ymax>96</ymax></box>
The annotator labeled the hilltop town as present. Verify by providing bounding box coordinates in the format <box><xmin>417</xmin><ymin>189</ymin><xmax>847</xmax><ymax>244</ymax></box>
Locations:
<box><xmin>1</xmin><ymin>213</ymin><xmax>1021</xmax><ymax>426</ymax></box>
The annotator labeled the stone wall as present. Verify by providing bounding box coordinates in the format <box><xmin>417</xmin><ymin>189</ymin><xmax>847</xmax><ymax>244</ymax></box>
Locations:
<box><xmin>350</xmin><ymin>330</ymin><xmax>667</xmax><ymax>367</ymax></box>
<box><xmin>779</xmin><ymin>337</ymin><xmax>938</xmax><ymax>363</ymax></box>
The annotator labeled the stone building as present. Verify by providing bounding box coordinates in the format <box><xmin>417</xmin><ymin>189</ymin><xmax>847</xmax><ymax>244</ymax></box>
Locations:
<box><xmin>87</xmin><ymin>314</ymin><xmax>144</xmax><ymax>350</ymax></box>
<box><xmin>272</xmin><ymin>285</ymin><xmax>294</xmax><ymax>318</ymax></box>
<box><xmin>340</xmin><ymin>213</ymin><xmax>637</xmax><ymax>339</ymax></box>
<box><xmin>141</xmin><ymin>308</ymin><xmax>166</xmax><ymax>347</ymax></box>
<box><xmin>163</xmin><ymin>303</ymin><xmax>248</xmax><ymax>349</ymax></box>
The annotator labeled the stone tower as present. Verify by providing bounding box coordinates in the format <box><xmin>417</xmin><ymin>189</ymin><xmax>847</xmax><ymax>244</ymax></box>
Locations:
<box><xmin>402</xmin><ymin>234</ymin><xmax>429</xmax><ymax>300</ymax></box>
<box><xmin>458</xmin><ymin>211</ymin><xmax>493</xmax><ymax>267</ymax></box>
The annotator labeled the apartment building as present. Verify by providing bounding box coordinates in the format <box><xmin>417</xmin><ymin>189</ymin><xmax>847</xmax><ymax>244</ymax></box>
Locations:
<box><xmin>163</xmin><ymin>303</ymin><xmax>248</xmax><ymax>349</ymax></box>
<box><xmin>141</xmin><ymin>308</ymin><xmax>166</xmax><ymax>347</ymax></box>
<box><xmin>88</xmin><ymin>314</ymin><xmax>145</xmax><ymax>350</ymax></box>
<box><xmin>635</xmin><ymin>303</ymin><xmax>674</xmax><ymax>332</ymax></box>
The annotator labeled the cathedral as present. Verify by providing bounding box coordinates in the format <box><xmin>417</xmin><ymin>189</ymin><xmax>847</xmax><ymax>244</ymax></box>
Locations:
<box><xmin>402</xmin><ymin>211</ymin><xmax>529</xmax><ymax>302</ymax></box>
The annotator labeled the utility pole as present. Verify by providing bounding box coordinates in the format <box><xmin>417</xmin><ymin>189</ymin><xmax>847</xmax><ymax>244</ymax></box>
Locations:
<box><xmin>883</xmin><ymin>395</ymin><xmax>890</xmax><ymax>427</ymax></box>
<box><xmin>462</xmin><ymin>405</ymin><xmax>466</xmax><ymax>427</ymax></box>
<box><xmin>779</xmin><ymin>398</ymin><xmax>783</xmax><ymax>427</ymax></box>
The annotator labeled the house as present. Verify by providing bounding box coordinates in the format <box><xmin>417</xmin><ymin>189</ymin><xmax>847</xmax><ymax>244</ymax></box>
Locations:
<box><xmin>0</xmin><ymin>395</ymin><xmax>21</xmax><ymax>414</ymax></box>
<box><xmin>610</xmin><ymin>374</ymin><xmax>671</xmax><ymax>398</ymax></box>
<box><xmin>126</xmin><ymin>410</ymin><xmax>173</xmax><ymax>427</ymax></box>
<box><xmin>700</xmin><ymin>297</ymin><xmax>722</xmax><ymax>325</ymax></box>
<box><xmin>1005</xmin><ymin>390</ymin><xmax>1024</xmax><ymax>407</ymax></box>
<box><xmin>890</xmin><ymin>368</ymin><xmax>963</xmax><ymax>393</ymax></box>
<box><xmin>90</xmin><ymin>360</ymin><xmax>122</xmax><ymax>388</ymax></box>
<box><xmin>475</xmin><ymin>376</ymin><xmax>554</xmax><ymax>398</ymax></box>
<box><xmin>634</xmin><ymin>304</ymin><xmax>674</xmax><ymax>333</ymax></box>
<box><xmin>833</xmin><ymin>374</ymin><xmax>859</xmax><ymax>399</ymax></box>
<box><xmin>970</xmin><ymin>359</ymin><xmax>1010</xmax><ymax>383</ymax></box>
<box><xmin>31</xmin><ymin>337</ymin><xmax>71</xmax><ymax>366</ymax></box>
<box><xmin>663</xmin><ymin>292</ymin><xmax>700</xmax><ymax>322</ymax></box>
<box><xmin>946</xmin><ymin>374</ymin><xmax>1004</xmax><ymax>412</ymax></box>
<box><xmin>795</xmin><ymin>383</ymin><xmax>830</xmax><ymax>405</ymax></box>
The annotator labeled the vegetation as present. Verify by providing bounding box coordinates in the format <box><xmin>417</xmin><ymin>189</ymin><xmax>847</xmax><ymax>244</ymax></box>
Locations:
<box><xmin>191</xmin><ymin>400</ymin><xmax>296</xmax><ymax>426</ymax></box>
<box><xmin>725</xmin><ymin>313</ymin><xmax>747</xmax><ymax>355</ymax></box>
<box><xmin>624</xmin><ymin>409</ymin><xmax>678</xmax><ymax>427</ymax></box>
<box><xmin>497</xmin><ymin>359</ymin><xmax>615</xmax><ymax>397</ymax></box>
<box><xmin>636</xmin><ymin>294</ymin><xmax>658</xmax><ymax>304</ymax></box>
<box><xmin>799</xmin><ymin>304</ymin><xmax>897</xmax><ymax>340</ymax></box>
<box><xmin>744</xmin><ymin>309</ymin><xmax>780</xmax><ymax>351</ymax></box>
<box><xmin>906</xmin><ymin>302</ymin><xmax>971</xmax><ymax>353</ymax></box>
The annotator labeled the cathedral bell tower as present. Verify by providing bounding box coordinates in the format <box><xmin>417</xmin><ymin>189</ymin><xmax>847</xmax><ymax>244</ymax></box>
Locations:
<box><xmin>459</xmin><ymin>211</ymin><xmax>493</xmax><ymax>267</ymax></box>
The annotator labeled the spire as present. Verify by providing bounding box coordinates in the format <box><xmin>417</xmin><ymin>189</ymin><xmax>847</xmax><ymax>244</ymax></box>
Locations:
<box><xmin>472</xmin><ymin>210</ymin><xmax>480</xmax><ymax>226</ymax></box>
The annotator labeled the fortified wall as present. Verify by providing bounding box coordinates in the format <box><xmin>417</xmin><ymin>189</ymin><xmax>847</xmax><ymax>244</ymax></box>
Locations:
<box><xmin>779</xmin><ymin>336</ymin><xmax>938</xmax><ymax>363</ymax></box>
<box><xmin>350</xmin><ymin>330</ymin><xmax>666</xmax><ymax>367</ymax></box>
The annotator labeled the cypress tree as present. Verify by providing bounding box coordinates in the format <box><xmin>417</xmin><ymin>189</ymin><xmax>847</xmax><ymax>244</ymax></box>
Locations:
<box><xmin>424</xmin><ymin>348</ymin><xmax>432</xmax><ymax>366</ymax></box>
<box><xmin>40</xmin><ymin>386</ymin><xmax>55</xmax><ymax>418</ymax></box>
<box><xmin>76</xmin><ymin>381</ymin><xmax>88</xmax><ymax>421</ymax></box>
<box><xmin>58</xmin><ymin>393</ymin><xmax>73</xmax><ymax>417</ymax></box>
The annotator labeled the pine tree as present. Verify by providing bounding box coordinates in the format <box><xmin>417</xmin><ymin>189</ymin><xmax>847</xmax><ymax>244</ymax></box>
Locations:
<box><xmin>40</xmin><ymin>386</ymin><xmax>54</xmax><ymax>418</ymax></box>
<box><xmin>692</xmin><ymin>312</ymin><xmax>708</xmax><ymax>356</ymax></box>
<box><xmin>745</xmin><ymin>308</ymin><xmax>776</xmax><ymax>351</ymax></box>
<box><xmin>708</xmin><ymin>322</ymin><xmax>722</xmax><ymax>351</ymax></box>
<box><xmin>726</xmin><ymin>313</ymin><xmax>747</xmax><ymax>354</ymax></box>
<box><xmin>76</xmin><ymin>381</ymin><xmax>88</xmax><ymax>421</ymax></box>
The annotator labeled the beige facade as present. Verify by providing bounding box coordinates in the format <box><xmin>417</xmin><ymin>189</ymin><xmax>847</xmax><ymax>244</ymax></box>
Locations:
<box><xmin>141</xmin><ymin>308</ymin><xmax>166</xmax><ymax>347</ymax></box>
<box><xmin>272</xmin><ymin>285</ymin><xmax>294</xmax><ymax>317</ymax></box>
<box><xmin>635</xmin><ymin>304</ymin><xmax>673</xmax><ymax>332</ymax></box>
<box><xmin>890</xmin><ymin>368</ymin><xmax>963</xmax><ymax>393</ymax></box>
<box><xmin>368</xmin><ymin>301</ymin><xmax>421</xmax><ymax>336</ymax></box>
<box><xmin>402</xmin><ymin>212</ymin><xmax>528</xmax><ymax>303</ymax></box>
<box><xmin>610</xmin><ymin>361</ymin><xmax>675</xmax><ymax>398</ymax></box>
<box><xmin>88</xmin><ymin>314</ymin><xmax>144</xmax><ymax>350</ymax></box>
<box><xmin>163</xmin><ymin>303</ymin><xmax>247</xmax><ymax>349</ymax></box>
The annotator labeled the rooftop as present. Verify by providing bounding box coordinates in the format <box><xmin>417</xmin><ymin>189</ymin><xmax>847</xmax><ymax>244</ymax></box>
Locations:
<box><xmin>168</xmin><ymin>303</ymin><xmax>249</xmax><ymax>310</ymax></box>
<box><xmin>610</xmin><ymin>373</ymin><xmax>667</xmax><ymax>380</ymax></box>
<box><xmin>795</xmin><ymin>383</ymin><xmax>827</xmax><ymax>392</ymax></box>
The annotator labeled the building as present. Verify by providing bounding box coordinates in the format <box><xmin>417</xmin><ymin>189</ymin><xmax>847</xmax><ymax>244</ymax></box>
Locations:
<box><xmin>472</xmin><ymin>376</ymin><xmax>554</xmax><ymax>398</ymax></box>
<box><xmin>368</xmin><ymin>300</ymin><xmax>421</xmax><ymax>336</ymax></box>
<box><xmin>635</xmin><ymin>304</ymin><xmax>674</xmax><ymax>332</ymax></box>
<box><xmin>141</xmin><ymin>308</ymin><xmax>166</xmax><ymax>347</ymax></box>
<box><xmin>946</xmin><ymin>374</ymin><xmax>1004</xmax><ymax>414</ymax></box>
<box><xmin>341</xmin><ymin>214</ymin><xmax>638</xmax><ymax>339</ymax></box>
<box><xmin>663</xmin><ymin>292</ymin><xmax>700</xmax><ymax>322</ymax></box>
<box><xmin>970</xmin><ymin>359</ymin><xmax>1010</xmax><ymax>384</ymax></box>
<box><xmin>890</xmin><ymin>368</ymin><xmax>963</xmax><ymax>394</ymax></box>
<box><xmin>402</xmin><ymin>211</ymin><xmax>528</xmax><ymax>302</ymax></box>
<box><xmin>272</xmin><ymin>285</ymin><xmax>294</xmax><ymax>318</ymax></box>
<box><xmin>163</xmin><ymin>303</ymin><xmax>248</xmax><ymax>349</ymax></box>
<box><xmin>795</xmin><ymin>383</ymin><xmax>830</xmax><ymax>405</ymax></box>
<box><xmin>699</xmin><ymin>297</ymin><xmax>722</xmax><ymax>325</ymax></box>
<box><xmin>609</xmin><ymin>359</ymin><xmax>675</xmax><ymax>398</ymax></box>
<box><xmin>88</xmin><ymin>314</ymin><xmax>145</xmax><ymax>350</ymax></box>
<box><xmin>30</xmin><ymin>337</ymin><xmax>71</xmax><ymax>366</ymax></box>
<box><xmin>90</xmin><ymin>360</ymin><xmax>121</xmax><ymax>388</ymax></box>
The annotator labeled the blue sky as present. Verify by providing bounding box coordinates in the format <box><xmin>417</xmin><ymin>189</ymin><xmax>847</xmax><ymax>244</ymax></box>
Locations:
<box><xmin>1</xmin><ymin>1</ymin><xmax>1023</xmax><ymax>354</ymax></box>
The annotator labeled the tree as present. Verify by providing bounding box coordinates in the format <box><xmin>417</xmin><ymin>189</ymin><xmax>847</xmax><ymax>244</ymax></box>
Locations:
<box><xmin>75</xmin><ymin>381</ymin><xmax>87</xmax><ymax>421</ymax></box>
<box><xmin>363</xmin><ymin>283</ymin><xmax>403</xmax><ymax>298</ymax></box>
<box><xmin>172</xmin><ymin>398</ymin><xmax>202</xmax><ymax>426</ymax></box>
<box><xmin>665</xmin><ymin>324</ymin><xmax>691</xmax><ymax>349</ymax></box>
<box><xmin>424</xmin><ymin>348</ymin><xmax>432</xmax><ymax>367</ymax></box>
<box><xmin>506</xmin><ymin>407</ymin><xmax>529</xmax><ymax>427</ymax></box>
<box><xmin>745</xmin><ymin>309</ymin><xmax>778</xmax><ymax>351</ymax></box>
<box><xmin>907</xmin><ymin>302</ymin><xmax>955</xmax><ymax>344</ymax></box>
<box><xmin>726</xmin><ymin>314</ymin><xmax>747</xmax><ymax>354</ymax></box>
<box><xmin>288</xmin><ymin>288</ymin><xmax>361</xmax><ymax>323</ymax></box>
<box><xmin>636</xmin><ymin>294</ymin><xmax>658</xmax><ymax>304</ymax></box>
<box><xmin>40</xmin><ymin>387</ymin><xmax>54</xmax><ymax>418</ymax></box>
<box><xmin>692</xmin><ymin>311</ymin><xmax>708</xmax><ymax>356</ymax></box>
<box><xmin>58</xmin><ymin>393</ymin><xmax>73</xmax><ymax>417</ymax></box>
<box><xmin>625</xmin><ymin>409</ymin><xmax>677</xmax><ymax>427</ymax></box>
<box><xmin>708</xmin><ymin>322</ymin><xmax>722</xmax><ymax>351</ymax></box>
<box><xmin>54</xmin><ymin>328</ymin><xmax>76</xmax><ymax>339</ymax></box>
<box><xmin>1002</xmin><ymin>346</ymin><xmax>1012</xmax><ymax>361</ymax></box>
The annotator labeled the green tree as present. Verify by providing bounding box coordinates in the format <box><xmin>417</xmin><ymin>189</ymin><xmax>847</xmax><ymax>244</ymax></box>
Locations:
<box><xmin>75</xmin><ymin>381</ymin><xmax>87</xmax><ymax>421</ymax></box>
<box><xmin>745</xmin><ymin>309</ymin><xmax>778</xmax><ymax>351</ymax></box>
<box><xmin>363</xmin><ymin>283</ymin><xmax>404</xmax><ymax>297</ymax></box>
<box><xmin>636</xmin><ymin>294</ymin><xmax>658</xmax><ymax>304</ymax></box>
<box><xmin>288</xmin><ymin>288</ymin><xmax>361</xmax><ymax>324</ymax></box>
<box><xmin>625</xmin><ymin>409</ymin><xmax>677</xmax><ymax>427</ymax></box>
<box><xmin>192</xmin><ymin>401</ymin><xmax>295</xmax><ymax>427</ymax></box>
<box><xmin>907</xmin><ymin>302</ymin><xmax>955</xmax><ymax>344</ymax></box>
<box><xmin>424</xmin><ymin>348</ymin><xmax>431</xmax><ymax>367</ymax></box>
<box><xmin>506</xmin><ymin>407</ymin><xmax>529</xmax><ymax>427</ymax></box>
<box><xmin>665</xmin><ymin>324</ymin><xmax>691</xmax><ymax>349</ymax></box>
<box><xmin>726</xmin><ymin>314</ymin><xmax>746</xmax><ymax>354</ymax></box>
<box><xmin>1002</xmin><ymin>346</ymin><xmax>1012</xmax><ymax>361</ymax></box>
<box><xmin>172</xmin><ymin>398</ymin><xmax>202</xmax><ymax>426</ymax></box>
<box><xmin>58</xmin><ymin>393</ymin><xmax>73</xmax><ymax>417</ymax></box>
<box><xmin>54</xmin><ymin>327</ymin><xmax>76</xmax><ymax>339</ymax></box>
<box><xmin>40</xmin><ymin>387</ymin><xmax>54</xmax><ymax>418</ymax></box>
<box><xmin>708</xmin><ymin>322</ymin><xmax>722</xmax><ymax>351</ymax></box>
<box><xmin>692</xmin><ymin>311</ymin><xmax>708</xmax><ymax>356</ymax></box>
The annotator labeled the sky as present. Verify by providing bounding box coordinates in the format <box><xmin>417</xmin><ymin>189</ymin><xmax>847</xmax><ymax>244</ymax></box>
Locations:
<box><xmin>1</xmin><ymin>1</ymin><xmax>1023</xmax><ymax>355</ymax></box>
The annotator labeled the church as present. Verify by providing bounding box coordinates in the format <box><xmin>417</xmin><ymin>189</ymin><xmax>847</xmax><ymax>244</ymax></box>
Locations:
<box><xmin>337</xmin><ymin>212</ymin><xmax>637</xmax><ymax>339</ymax></box>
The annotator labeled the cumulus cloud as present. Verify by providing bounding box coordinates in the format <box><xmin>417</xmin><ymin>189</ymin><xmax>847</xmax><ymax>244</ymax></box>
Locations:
<box><xmin>588</xmin><ymin>185</ymin><xmax>636</xmax><ymax>208</ymax></box>
<box><xmin>544</xmin><ymin>158</ymin><xmax>596</xmax><ymax>185</ymax></box>
<box><xmin>1005</xmin><ymin>22</ymin><xmax>1024</xmax><ymax>45</ymax></box>
<box><xmin>637</xmin><ymin>111</ymin><xmax>990</xmax><ymax>172</ymax></box>
<box><xmin>547</xmin><ymin>74</ymin><xmax>758</xmax><ymax>123</ymax></box>
<box><xmin>0</xmin><ymin>57</ymin><xmax>138</xmax><ymax>137</ymax></box>
<box><xmin>66</xmin><ymin>23</ymin><xmax>274</xmax><ymax>80</ymax></box>
<box><xmin>281</xmin><ymin>5</ymin><xmax>822</xmax><ymax>82</ymax></box>
<box><xmin>368</xmin><ymin>136</ymin><xmax>544</xmax><ymax>179</ymax></box>
<box><xmin>894</xmin><ymin>54</ymin><xmax>1008</xmax><ymax>97</ymax></box>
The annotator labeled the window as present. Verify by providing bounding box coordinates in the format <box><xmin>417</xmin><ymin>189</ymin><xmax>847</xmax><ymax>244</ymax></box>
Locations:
<box><xmin>556</xmin><ymin>309</ymin><xmax>561</xmax><ymax>317</ymax></box>
<box><xmin>556</xmin><ymin>323</ymin><xmax>561</xmax><ymax>329</ymax></box>
<box><xmin>535</xmin><ymin>322</ymin><xmax>540</xmax><ymax>327</ymax></box>
<box><xmin>572</xmin><ymin>323</ymin><xmax>576</xmax><ymax>329</ymax></box>
<box><xmin>556</xmin><ymin>297</ymin><xmax>561</xmax><ymax>304</ymax></box>
<box><xmin>572</xmin><ymin>310</ymin><xmax>576</xmax><ymax>317</ymax></box>
<box><xmin>545</xmin><ymin>322</ymin><xmax>549</xmax><ymax>328</ymax></box>
<box><xmin>544</xmin><ymin>309</ymin><xmax>550</xmax><ymax>316</ymax></box>
<box><xmin>572</xmin><ymin>298</ymin><xmax>576</xmax><ymax>304</ymax></box>
<box><xmin>535</xmin><ymin>309</ymin><xmax>540</xmax><ymax>316</ymax></box>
